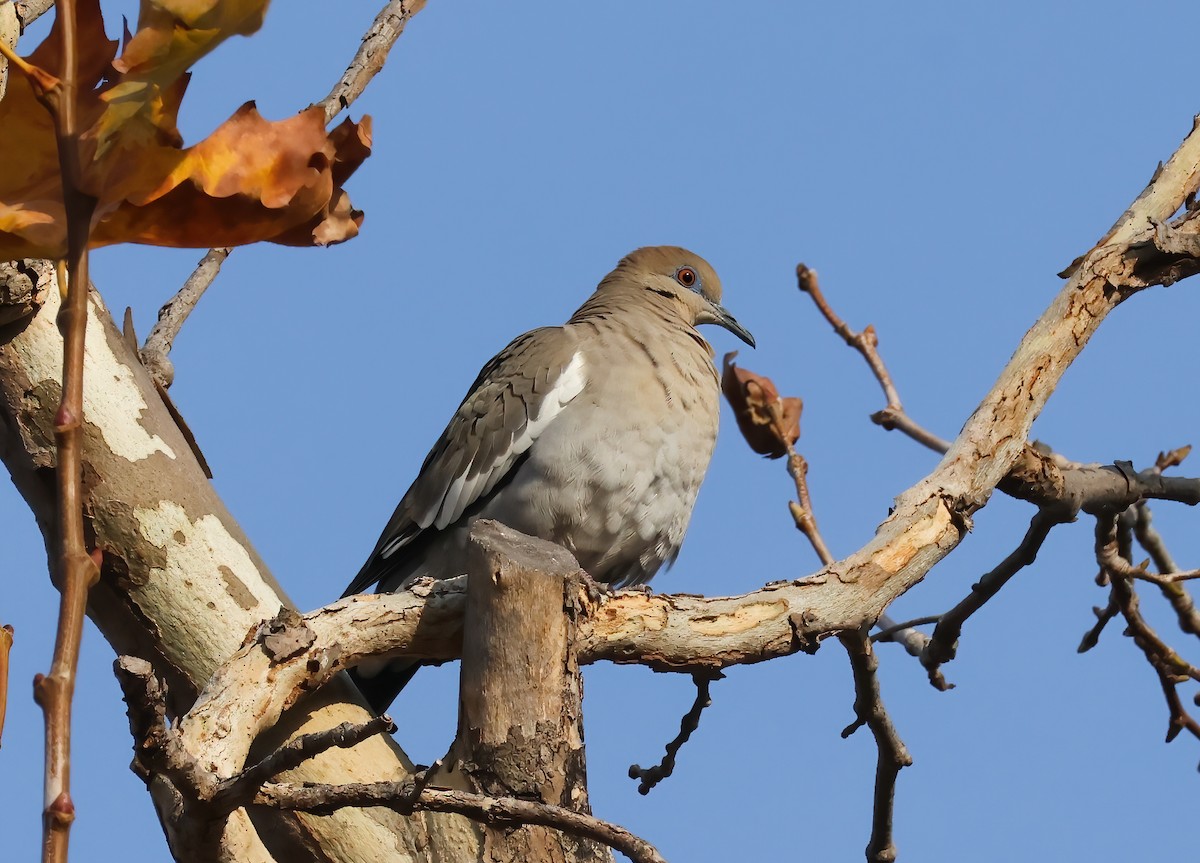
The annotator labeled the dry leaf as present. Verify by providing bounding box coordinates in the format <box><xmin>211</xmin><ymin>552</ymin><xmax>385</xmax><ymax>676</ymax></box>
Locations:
<box><xmin>0</xmin><ymin>0</ymin><xmax>369</xmax><ymax>259</ymax></box>
<box><xmin>721</xmin><ymin>352</ymin><xmax>801</xmax><ymax>459</ymax></box>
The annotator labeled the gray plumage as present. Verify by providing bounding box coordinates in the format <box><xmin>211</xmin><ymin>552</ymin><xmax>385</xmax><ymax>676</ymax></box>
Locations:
<box><xmin>345</xmin><ymin>246</ymin><xmax>753</xmax><ymax>708</ymax></box>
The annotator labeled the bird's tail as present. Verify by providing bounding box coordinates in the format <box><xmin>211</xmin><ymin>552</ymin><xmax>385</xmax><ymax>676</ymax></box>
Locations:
<box><xmin>349</xmin><ymin>658</ymin><xmax>423</xmax><ymax>714</ymax></box>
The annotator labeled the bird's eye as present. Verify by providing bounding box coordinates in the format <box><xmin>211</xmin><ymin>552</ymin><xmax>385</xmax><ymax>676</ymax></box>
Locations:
<box><xmin>675</xmin><ymin>267</ymin><xmax>698</xmax><ymax>288</ymax></box>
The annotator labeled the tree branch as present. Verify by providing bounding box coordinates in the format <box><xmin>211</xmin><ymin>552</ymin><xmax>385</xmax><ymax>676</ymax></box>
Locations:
<box><xmin>920</xmin><ymin>508</ymin><xmax>1069</xmax><ymax>690</ymax></box>
<box><xmin>8</xmin><ymin>4</ymin><xmax>107</xmax><ymax>858</ymax></box>
<box><xmin>215</xmin><ymin>716</ymin><xmax>396</xmax><ymax>813</ymax></box>
<box><xmin>839</xmin><ymin>629</ymin><xmax>912</xmax><ymax>863</ymax></box>
<box><xmin>258</xmin><ymin>782</ymin><xmax>666</xmax><ymax>863</ymax></box>
<box><xmin>1133</xmin><ymin>503</ymin><xmax>1200</xmax><ymax>639</ymax></box>
<box><xmin>796</xmin><ymin>263</ymin><xmax>950</xmax><ymax>454</ymax></box>
<box><xmin>139</xmin><ymin>247</ymin><xmax>230</xmax><ymax>390</ymax></box>
<box><xmin>628</xmin><ymin>672</ymin><xmax>721</xmax><ymax>795</ymax></box>
<box><xmin>314</xmin><ymin>0</ymin><xmax>426</xmax><ymax>124</ymax></box>
<box><xmin>1094</xmin><ymin>514</ymin><xmax>1200</xmax><ymax>753</ymax></box>
<box><xmin>141</xmin><ymin>0</ymin><xmax>423</xmax><ymax>385</ymax></box>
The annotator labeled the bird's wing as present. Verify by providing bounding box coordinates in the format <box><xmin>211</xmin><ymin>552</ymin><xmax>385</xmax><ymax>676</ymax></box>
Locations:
<box><xmin>342</xmin><ymin>326</ymin><xmax>586</xmax><ymax>596</ymax></box>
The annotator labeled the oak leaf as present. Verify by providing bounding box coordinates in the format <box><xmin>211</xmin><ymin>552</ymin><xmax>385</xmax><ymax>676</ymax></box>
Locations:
<box><xmin>0</xmin><ymin>0</ymin><xmax>369</xmax><ymax>259</ymax></box>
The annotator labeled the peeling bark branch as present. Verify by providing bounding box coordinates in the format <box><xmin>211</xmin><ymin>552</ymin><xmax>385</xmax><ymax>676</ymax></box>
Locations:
<box><xmin>1</xmin><ymin>253</ymin><xmax>474</xmax><ymax>861</ymax></box>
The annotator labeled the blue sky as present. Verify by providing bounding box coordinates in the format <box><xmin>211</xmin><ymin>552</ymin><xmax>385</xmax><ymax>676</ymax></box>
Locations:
<box><xmin>3</xmin><ymin>2</ymin><xmax>1200</xmax><ymax>860</ymax></box>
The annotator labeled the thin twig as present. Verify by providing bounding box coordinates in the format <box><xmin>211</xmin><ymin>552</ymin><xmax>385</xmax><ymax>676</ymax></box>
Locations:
<box><xmin>1133</xmin><ymin>504</ymin><xmax>1200</xmax><ymax>638</ymax></box>
<box><xmin>839</xmin><ymin>629</ymin><xmax>912</xmax><ymax>863</ymax></box>
<box><xmin>629</xmin><ymin>671</ymin><xmax>721</xmax><ymax>795</ymax></box>
<box><xmin>780</xmin><ymin>438</ymin><xmax>834</xmax><ymax>567</ymax></box>
<box><xmin>10</xmin><ymin>3</ymin><xmax>106</xmax><ymax>860</ymax></box>
<box><xmin>394</xmin><ymin>759</ymin><xmax>442</xmax><ymax>815</ymax></box>
<box><xmin>139</xmin><ymin>247</ymin><xmax>230</xmax><ymax>389</ymax></box>
<box><xmin>119</xmin><ymin>654</ymin><xmax>667</xmax><ymax>863</ymax></box>
<box><xmin>143</xmin><ymin>0</ymin><xmax>423</xmax><ymax>380</ymax></box>
<box><xmin>258</xmin><ymin>780</ymin><xmax>668</xmax><ymax>863</ymax></box>
<box><xmin>0</xmin><ymin>624</ymin><xmax>12</xmax><ymax>748</ymax></box>
<box><xmin>777</xmin><ymin>407</ymin><xmax>912</xmax><ymax>862</ymax></box>
<box><xmin>796</xmin><ymin>264</ymin><xmax>950</xmax><ymax>454</ymax></box>
<box><xmin>1077</xmin><ymin>595</ymin><xmax>1120</xmax><ymax>653</ymax></box>
<box><xmin>921</xmin><ymin>507</ymin><xmax>1069</xmax><ymax>690</ymax></box>
<box><xmin>216</xmin><ymin>715</ymin><xmax>397</xmax><ymax>811</ymax></box>
<box><xmin>314</xmin><ymin>0</ymin><xmax>426</xmax><ymax>124</ymax></box>
<box><xmin>1095</xmin><ymin>515</ymin><xmax>1200</xmax><ymax>754</ymax></box>
<box><xmin>871</xmin><ymin>616</ymin><xmax>940</xmax><ymax>644</ymax></box>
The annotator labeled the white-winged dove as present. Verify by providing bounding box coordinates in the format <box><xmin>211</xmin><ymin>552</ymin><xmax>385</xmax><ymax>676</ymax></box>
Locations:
<box><xmin>345</xmin><ymin>246</ymin><xmax>753</xmax><ymax>709</ymax></box>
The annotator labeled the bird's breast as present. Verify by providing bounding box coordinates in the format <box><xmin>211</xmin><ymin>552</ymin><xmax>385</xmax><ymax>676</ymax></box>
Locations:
<box><xmin>481</xmin><ymin>323</ymin><xmax>720</xmax><ymax>586</ymax></box>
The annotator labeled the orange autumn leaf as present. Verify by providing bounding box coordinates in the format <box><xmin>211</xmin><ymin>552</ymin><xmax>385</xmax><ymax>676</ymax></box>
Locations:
<box><xmin>721</xmin><ymin>352</ymin><xmax>802</xmax><ymax>459</ymax></box>
<box><xmin>0</xmin><ymin>0</ymin><xmax>369</xmax><ymax>260</ymax></box>
<box><xmin>101</xmin><ymin>0</ymin><xmax>269</xmax><ymax>155</ymax></box>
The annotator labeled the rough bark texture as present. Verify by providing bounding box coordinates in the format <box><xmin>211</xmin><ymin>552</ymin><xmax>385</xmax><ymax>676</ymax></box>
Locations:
<box><xmin>0</xmin><ymin>268</ymin><xmax>479</xmax><ymax>862</ymax></box>
<box><xmin>447</xmin><ymin>521</ymin><xmax>611</xmax><ymax>863</ymax></box>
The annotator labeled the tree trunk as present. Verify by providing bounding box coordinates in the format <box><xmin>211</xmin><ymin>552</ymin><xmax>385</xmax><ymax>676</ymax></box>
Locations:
<box><xmin>447</xmin><ymin>521</ymin><xmax>612</xmax><ymax>863</ymax></box>
<box><xmin>0</xmin><ymin>263</ymin><xmax>480</xmax><ymax>862</ymax></box>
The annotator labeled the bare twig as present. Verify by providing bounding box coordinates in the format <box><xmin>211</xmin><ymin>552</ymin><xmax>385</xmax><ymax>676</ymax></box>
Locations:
<box><xmin>258</xmin><ymin>780</ymin><xmax>667</xmax><ymax>863</ymax></box>
<box><xmin>14</xmin><ymin>0</ymin><xmax>55</xmax><ymax>30</ymax></box>
<box><xmin>839</xmin><ymin>629</ymin><xmax>912</xmax><ymax>863</ymax></box>
<box><xmin>1095</xmin><ymin>514</ymin><xmax>1200</xmax><ymax>753</ymax></box>
<box><xmin>216</xmin><ymin>715</ymin><xmax>397</xmax><ymax>811</ymax></box>
<box><xmin>2</xmin><ymin>3</ymin><xmax>109</xmax><ymax>859</ymax></box>
<box><xmin>773</xmin><ymin>404</ymin><xmax>912</xmax><ymax>862</ymax></box>
<box><xmin>781</xmin><ymin>441</ymin><xmax>834</xmax><ymax>566</ymax></box>
<box><xmin>1077</xmin><ymin>595</ymin><xmax>1121</xmax><ymax>654</ymax></box>
<box><xmin>1134</xmin><ymin>502</ymin><xmax>1180</xmax><ymax>573</ymax></box>
<box><xmin>0</xmin><ymin>624</ymin><xmax>12</xmax><ymax>748</ymax></box>
<box><xmin>871</xmin><ymin>616</ymin><xmax>940</xmax><ymax>645</ymax></box>
<box><xmin>315</xmin><ymin>0</ymin><xmax>426</xmax><ymax>124</ymax></box>
<box><xmin>143</xmin><ymin>0</ymin><xmax>423</xmax><ymax>383</ymax></box>
<box><xmin>139</xmin><ymin>247</ymin><xmax>230</xmax><ymax>389</ymax></box>
<box><xmin>921</xmin><ymin>507</ymin><xmax>1069</xmax><ymax>690</ymax></box>
<box><xmin>118</xmin><ymin>650</ymin><xmax>664</xmax><ymax>863</ymax></box>
<box><xmin>1133</xmin><ymin>504</ymin><xmax>1200</xmax><ymax>639</ymax></box>
<box><xmin>796</xmin><ymin>264</ymin><xmax>950</xmax><ymax>454</ymax></box>
<box><xmin>629</xmin><ymin>671</ymin><xmax>722</xmax><ymax>795</ymax></box>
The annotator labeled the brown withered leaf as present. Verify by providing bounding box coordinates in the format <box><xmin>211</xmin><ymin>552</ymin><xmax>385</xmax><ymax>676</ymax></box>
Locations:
<box><xmin>0</xmin><ymin>0</ymin><xmax>369</xmax><ymax>259</ymax></box>
<box><xmin>721</xmin><ymin>352</ymin><xmax>801</xmax><ymax>459</ymax></box>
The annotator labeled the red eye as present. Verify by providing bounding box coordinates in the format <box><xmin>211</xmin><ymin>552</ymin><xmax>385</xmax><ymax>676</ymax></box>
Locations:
<box><xmin>676</xmin><ymin>267</ymin><xmax>697</xmax><ymax>288</ymax></box>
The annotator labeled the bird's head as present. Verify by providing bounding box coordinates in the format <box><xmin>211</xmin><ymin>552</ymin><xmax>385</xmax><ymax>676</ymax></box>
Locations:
<box><xmin>601</xmin><ymin>245</ymin><xmax>755</xmax><ymax>347</ymax></box>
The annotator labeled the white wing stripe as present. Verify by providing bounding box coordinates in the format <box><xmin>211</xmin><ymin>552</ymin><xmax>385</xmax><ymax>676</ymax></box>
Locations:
<box><xmin>431</xmin><ymin>350</ymin><xmax>586</xmax><ymax>530</ymax></box>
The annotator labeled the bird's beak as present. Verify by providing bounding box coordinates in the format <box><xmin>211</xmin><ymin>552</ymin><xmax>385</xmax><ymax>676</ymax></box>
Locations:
<box><xmin>705</xmin><ymin>301</ymin><xmax>756</xmax><ymax>348</ymax></box>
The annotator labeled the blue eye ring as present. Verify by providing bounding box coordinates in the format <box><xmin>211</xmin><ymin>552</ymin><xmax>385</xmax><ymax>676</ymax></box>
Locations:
<box><xmin>675</xmin><ymin>266</ymin><xmax>698</xmax><ymax>289</ymax></box>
